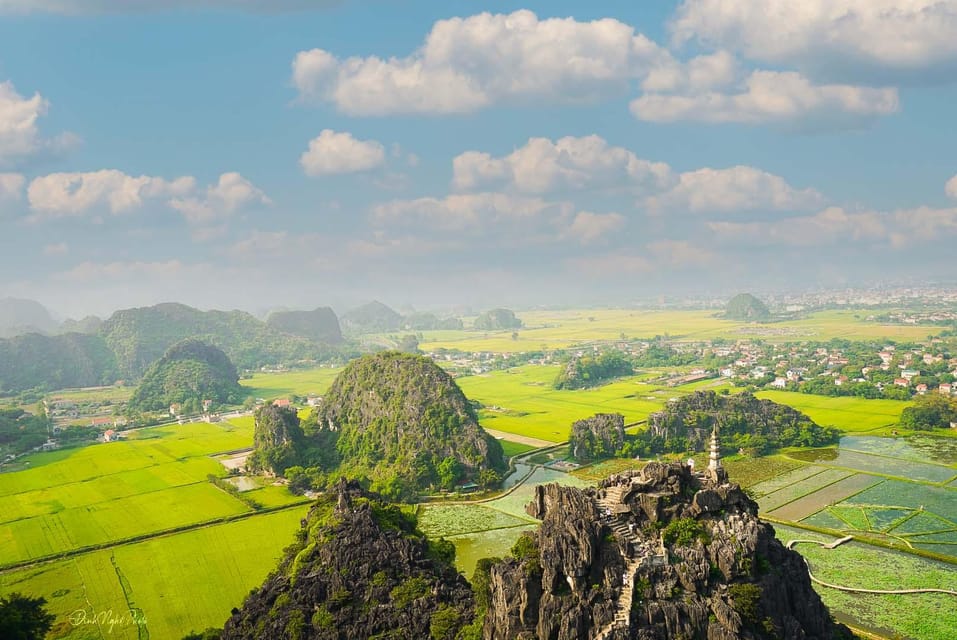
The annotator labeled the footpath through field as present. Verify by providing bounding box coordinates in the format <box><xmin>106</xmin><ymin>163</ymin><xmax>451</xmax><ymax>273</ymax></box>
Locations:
<box><xmin>484</xmin><ymin>427</ymin><xmax>558</xmax><ymax>448</ymax></box>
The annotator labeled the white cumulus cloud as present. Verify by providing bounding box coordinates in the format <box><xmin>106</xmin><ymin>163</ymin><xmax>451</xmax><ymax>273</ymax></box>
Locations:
<box><xmin>646</xmin><ymin>166</ymin><xmax>825</xmax><ymax>214</ymax></box>
<box><xmin>0</xmin><ymin>81</ymin><xmax>77</xmax><ymax>165</ymax></box>
<box><xmin>27</xmin><ymin>170</ymin><xmax>269</xmax><ymax>228</ymax></box>
<box><xmin>671</xmin><ymin>0</ymin><xmax>957</xmax><ymax>83</ymax></box>
<box><xmin>169</xmin><ymin>172</ymin><xmax>271</xmax><ymax>224</ymax></box>
<box><xmin>453</xmin><ymin>135</ymin><xmax>673</xmax><ymax>194</ymax></box>
<box><xmin>946</xmin><ymin>174</ymin><xmax>957</xmax><ymax>200</ymax></box>
<box><xmin>292</xmin><ymin>10</ymin><xmax>668</xmax><ymax>115</ymax></box>
<box><xmin>28</xmin><ymin>170</ymin><xmax>195</xmax><ymax>216</ymax></box>
<box><xmin>300</xmin><ymin>130</ymin><xmax>386</xmax><ymax>176</ymax></box>
<box><xmin>631</xmin><ymin>70</ymin><xmax>899</xmax><ymax>126</ymax></box>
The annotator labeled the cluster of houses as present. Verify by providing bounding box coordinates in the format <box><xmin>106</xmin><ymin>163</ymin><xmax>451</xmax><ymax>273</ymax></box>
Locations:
<box><xmin>716</xmin><ymin>341</ymin><xmax>957</xmax><ymax>397</ymax></box>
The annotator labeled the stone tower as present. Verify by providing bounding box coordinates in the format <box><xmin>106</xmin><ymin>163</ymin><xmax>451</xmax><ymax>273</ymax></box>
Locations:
<box><xmin>708</xmin><ymin>423</ymin><xmax>721</xmax><ymax>471</ymax></box>
<box><xmin>707</xmin><ymin>423</ymin><xmax>728</xmax><ymax>484</ymax></box>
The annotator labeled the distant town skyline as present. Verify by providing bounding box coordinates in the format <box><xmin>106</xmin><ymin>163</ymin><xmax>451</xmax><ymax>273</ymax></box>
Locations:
<box><xmin>1</xmin><ymin>1</ymin><xmax>956</xmax><ymax>316</ymax></box>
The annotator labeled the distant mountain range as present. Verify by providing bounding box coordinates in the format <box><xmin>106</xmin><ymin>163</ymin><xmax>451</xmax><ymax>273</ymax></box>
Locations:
<box><xmin>0</xmin><ymin>300</ymin><xmax>347</xmax><ymax>394</ymax></box>
<box><xmin>0</xmin><ymin>297</ymin><xmax>476</xmax><ymax>395</ymax></box>
<box><xmin>0</xmin><ymin>297</ymin><xmax>59</xmax><ymax>338</ymax></box>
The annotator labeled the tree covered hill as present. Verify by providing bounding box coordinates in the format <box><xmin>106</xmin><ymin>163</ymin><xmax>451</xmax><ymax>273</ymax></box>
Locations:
<box><xmin>266</xmin><ymin>306</ymin><xmax>343</xmax><ymax>344</ymax></box>
<box><xmin>101</xmin><ymin>302</ymin><xmax>334</xmax><ymax>379</ymax></box>
<box><xmin>645</xmin><ymin>390</ymin><xmax>839</xmax><ymax>455</ymax></box>
<box><xmin>724</xmin><ymin>293</ymin><xmax>771</xmax><ymax>321</ymax></box>
<box><xmin>0</xmin><ymin>332</ymin><xmax>118</xmax><ymax>393</ymax></box>
<box><xmin>472</xmin><ymin>308</ymin><xmax>522</xmax><ymax>330</ymax></box>
<box><xmin>254</xmin><ymin>352</ymin><xmax>506</xmax><ymax>500</ymax></box>
<box><xmin>339</xmin><ymin>300</ymin><xmax>403</xmax><ymax>333</ymax></box>
<box><xmin>127</xmin><ymin>339</ymin><xmax>244</xmax><ymax>414</ymax></box>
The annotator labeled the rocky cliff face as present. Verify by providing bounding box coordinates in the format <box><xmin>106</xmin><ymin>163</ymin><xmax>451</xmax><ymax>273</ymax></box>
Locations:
<box><xmin>221</xmin><ymin>479</ymin><xmax>475</xmax><ymax>640</ymax></box>
<box><xmin>484</xmin><ymin>463</ymin><xmax>849</xmax><ymax>640</ymax></box>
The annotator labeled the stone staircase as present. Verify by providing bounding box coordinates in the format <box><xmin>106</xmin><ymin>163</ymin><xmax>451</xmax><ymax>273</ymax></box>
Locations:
<box><xmin>593</xmin><ymin>482</ymin><xmax>645</xmax><ymax>640</ymax></box>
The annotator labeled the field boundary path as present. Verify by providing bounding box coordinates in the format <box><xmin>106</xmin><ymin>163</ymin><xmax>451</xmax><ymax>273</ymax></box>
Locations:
<box><xmin>484</xmin><ymin>427</ymin><xmax>557</xmax><ymax>448</ymax></box>
<box><xmin>787</xmin><ymin>538</ymin><xmax>957</xmax><ymax>596</ymax></box>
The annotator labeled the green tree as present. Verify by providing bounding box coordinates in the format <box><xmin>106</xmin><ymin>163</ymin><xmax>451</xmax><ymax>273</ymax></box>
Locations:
<box><xmin>0</xmin><ymin>592</ymin><xmax>55</xmax><ymax>640</ymax></box>
<box><xmin>437</xmin><ymin>456</ymin><xmax>462</xmax><ymax>490</ymax></box>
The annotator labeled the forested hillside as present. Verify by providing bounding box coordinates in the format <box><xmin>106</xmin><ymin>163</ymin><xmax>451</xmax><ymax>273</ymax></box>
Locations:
<box><xmin>0</xmin><ymin>333</ymin><xmax>118</xmax><ymax>393</ymax></box>
<box><xmin>276</xmin><ymin>352</ymin><xmax>507</xmax><ymax>500</ymax></box>
<box><xmin>101</xmin><ymin>302</ymin><xmax>334</xmax><ymax>378</ymax></box>
<box><xmin>645</xmin><ymin>391</ymin><xmax>839</xmax><ymax>455</ymax></box>
<box><xmin>127</xmin><ymin>339</ymin><xmax>244</xmax><ymax>414</ymax></box>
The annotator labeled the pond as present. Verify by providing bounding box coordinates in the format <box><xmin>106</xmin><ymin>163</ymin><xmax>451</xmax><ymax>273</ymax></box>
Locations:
<box><xmin>839</xmin><ymin>435</ymin><xmax>957</xmax><ymax>466</ymax></box>
<box><xmin>423</xmin><ymin>465</ymin><xmax>590</xmax><ymax>576</ymax></box>
<box><xmin>787</xmin><ymin>436</ymin><xmax>957</xmax><ymax>483</ymax></box>
<box><xmin>224</xmin><ymin>476</ymin><xmax>260</xmax><ymax>491</ymax></box>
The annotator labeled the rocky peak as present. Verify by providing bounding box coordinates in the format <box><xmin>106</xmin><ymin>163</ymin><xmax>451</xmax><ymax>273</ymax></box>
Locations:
<box><xmin>221</xmin><ymin>479</ymin><xmax>475</xmax><ymax>639</ymax></box>
<box><xmin>486</xmin><ymin>462</ymin><xmax>849</xmax><ymax>640</ymax></box>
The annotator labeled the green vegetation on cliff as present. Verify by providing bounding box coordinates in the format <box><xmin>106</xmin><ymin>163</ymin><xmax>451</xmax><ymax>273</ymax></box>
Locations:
<box><xmin>271</xmin><ymin>352</ymin><xmax>505</xmax><ymax>500</ymax></box>
<box><xmin>127</xmin><ymin>339</ymin><xmax>244</xmax><ymax>414</ymax></box>
<box><xmin>219</xmin><ymin>480</ymin><xmax>474</xmax><ymax>640</ymax></box>
<box><xmin>725</xmin><ymin>293</ymin><xmax>771</xmax><ymax>321</ymax></box>
<box><xmin>247</xmin><ymin>405</ymin><xmax>307</xmax><ymax>475</ymax></box>
<box><xmin>569</xmin><ymin>413</ymin><xmax>625</xmax><ymax>461</ymax></box>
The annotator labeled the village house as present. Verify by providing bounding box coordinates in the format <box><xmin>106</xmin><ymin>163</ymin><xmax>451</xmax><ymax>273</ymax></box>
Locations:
<box><xmin>916</xmin><ymin>383</ymin><xmax>928</xmax><ymax>395</ymax></box>
<box><xmin>940</xmin><ymin>383</ymin><xmax>953</xmax><ymax>395</ymax></box>
<box><xmin>894</xmin><ymin>378</ymin><xmax>910</xmax><ymax>387</ymax></box>
<box><xmin>273</xmin><ymin>398</ymin><xmax>291</xmax><ymax>408</ymax></box>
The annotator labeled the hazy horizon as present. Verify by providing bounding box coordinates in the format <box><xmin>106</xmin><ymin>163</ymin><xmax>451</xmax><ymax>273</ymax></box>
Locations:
<box><xmin>2</xmin><ymin>2</ymin><xmax>957</xmax><ymax>318</ymax></box>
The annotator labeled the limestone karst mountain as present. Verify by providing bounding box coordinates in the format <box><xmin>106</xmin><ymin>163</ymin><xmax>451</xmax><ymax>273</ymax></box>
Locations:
<box><xmin>486</xmin><ymin>461</ymin><xmax>849</xmax><ymax>640</ymax></box>
<box><xmin>216</xmin><ymin>459</ymin><xmax>848</xmax><ymax>639</ymax></box>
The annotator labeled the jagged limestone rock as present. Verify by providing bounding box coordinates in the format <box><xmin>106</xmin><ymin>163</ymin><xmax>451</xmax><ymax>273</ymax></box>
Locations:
<box><xmin>485</xmin><ymin>462</ymin><xmax>850</xmax><ymax>640</ymax></box>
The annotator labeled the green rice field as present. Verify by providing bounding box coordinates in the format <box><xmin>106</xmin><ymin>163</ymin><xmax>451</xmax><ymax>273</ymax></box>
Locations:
<box><xmin>754</xmin><ymin>391</ymin><xmax>911</xmax><ymax>433</ymax></box>
<box><xmin>239</xmin><ymin>366</ymin><xmax>342</xmax><ymax>401</ymax></box>
<box><xmin>0</xmin><ymin>507</ymin><xmax>309</xmax><ymax>640</ymax></box>
<box><xmin>456</xmin><ymin>365</ymin><xmax>668</xmax><ymax>443</ymax></box>
<box><xmin>0</xmin><ymin>418</ymin><xmax>271</xmax><ymax>568</ymax></box>
<box><xmin>417</xmin><ymin>309</ymin><xmax>938</xmax><ymax>353</ymax></box>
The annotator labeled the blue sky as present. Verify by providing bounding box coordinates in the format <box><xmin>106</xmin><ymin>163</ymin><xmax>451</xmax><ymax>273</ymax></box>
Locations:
<box><xmin>1</xmin><ymin>1</ymin><xmax>956</xmax><ymax>317</ymax></box>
